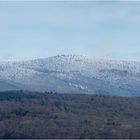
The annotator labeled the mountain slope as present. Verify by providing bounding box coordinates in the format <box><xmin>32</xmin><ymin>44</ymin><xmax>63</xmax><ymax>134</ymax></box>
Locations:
<box><xmin>0</xmin><ymin>54</ymin><xmax>140</xmax><ymax>96</ymax></box>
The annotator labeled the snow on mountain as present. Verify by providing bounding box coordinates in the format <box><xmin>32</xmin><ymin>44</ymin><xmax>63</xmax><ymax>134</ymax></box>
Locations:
<box><xmin>0</xmin><ymin>54</ymin><xmax>140</xmax><ymax>96</ymax></box>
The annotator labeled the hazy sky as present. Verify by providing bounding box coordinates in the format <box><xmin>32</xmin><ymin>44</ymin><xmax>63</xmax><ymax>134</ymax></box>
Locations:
<box><xmin>0</xmin><ymin>1</ymin><xmax>140</xmax><ymax>61</ymax></box>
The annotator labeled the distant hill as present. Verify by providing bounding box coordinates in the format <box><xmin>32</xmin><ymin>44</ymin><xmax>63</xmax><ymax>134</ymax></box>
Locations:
<box><xmin>0</xmin><ymin>90</ymin><xmax>140</xmax><ymax>139</ymax></box>
<box><xmin>0</xmin><ymin>54</ymin><xmax>140</xmax><ymax>96</ymax></box>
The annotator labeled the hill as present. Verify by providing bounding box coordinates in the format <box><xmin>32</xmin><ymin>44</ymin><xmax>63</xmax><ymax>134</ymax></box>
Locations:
<box><xmin>0</xmin><ymin>91</ymin><xmax>140</xmax><ymax>139</ymax></box>
<box><xmin>0</xmin><ymin>55</ymin><xmax>140</xmax><ymax>96</ymax></box>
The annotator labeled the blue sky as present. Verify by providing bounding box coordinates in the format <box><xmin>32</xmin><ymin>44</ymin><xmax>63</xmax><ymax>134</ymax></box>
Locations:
<box><xmin>0</xmin><ymin>1</ymin><xmax>140</xmax><ymax>61</ymax></box>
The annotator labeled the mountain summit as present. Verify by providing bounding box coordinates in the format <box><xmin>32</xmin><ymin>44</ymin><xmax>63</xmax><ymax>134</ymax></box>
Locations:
<box><xmin>0</xmin><ymin>54</ymin><xmax>140</xmax><ymax>96</ymax></box>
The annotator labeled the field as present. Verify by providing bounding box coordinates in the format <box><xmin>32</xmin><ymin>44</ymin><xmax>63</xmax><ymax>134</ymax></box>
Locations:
<box><xmin>0</xmin><ymin>91</ymin><xmax>140</xmax><ymax>139</ymax></box>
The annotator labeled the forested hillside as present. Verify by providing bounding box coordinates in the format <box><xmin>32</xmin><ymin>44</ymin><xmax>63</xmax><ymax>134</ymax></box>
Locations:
<box><xmin>1</xmin><ymin>55</ymin><xmax>140</xmax><ymax>96</ymax></box>
<box><xmin>0</xmin><ymin>91</ymin><xmax>140</xmax><ymax>139</ymax></box>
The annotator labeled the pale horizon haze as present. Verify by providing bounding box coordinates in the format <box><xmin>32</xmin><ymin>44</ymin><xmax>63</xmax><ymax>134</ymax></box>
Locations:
<box><xmin>0</xmin><ymin>1</ymin><xmax>140</xmax><ymax>61</ymax></box>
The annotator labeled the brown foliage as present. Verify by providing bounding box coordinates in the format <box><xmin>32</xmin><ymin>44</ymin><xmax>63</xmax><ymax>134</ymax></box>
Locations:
<box><xmin>0</xmin><ymin>91</ymin><xmax>140</xmax><ymax>138</ymax></box>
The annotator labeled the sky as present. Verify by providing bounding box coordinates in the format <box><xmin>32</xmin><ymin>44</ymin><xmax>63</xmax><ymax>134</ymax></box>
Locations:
<box><xmin>0</xmin><ymin>1</ymin><xmax>140</xmax><ymax>61</ymax></box>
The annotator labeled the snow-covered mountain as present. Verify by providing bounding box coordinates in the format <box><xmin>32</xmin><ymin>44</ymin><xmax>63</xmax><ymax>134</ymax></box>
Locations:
<box><xmin>0</xmin><ymin>54</ymin><xmax>140</xmax><ymax>96</ymax></box>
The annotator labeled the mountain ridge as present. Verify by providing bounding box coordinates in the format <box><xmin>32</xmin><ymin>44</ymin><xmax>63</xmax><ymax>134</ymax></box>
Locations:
<box><xmin>0</xmin><ymin>54</ymin><xmax>140</xmax><ymax>97</ymax></box>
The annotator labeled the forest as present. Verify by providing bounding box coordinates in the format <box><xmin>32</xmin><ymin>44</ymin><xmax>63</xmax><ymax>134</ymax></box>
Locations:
<box><xmin>0</xmin><ymin>90</ymin><xmax>140</xmax><ymax>139</ymax></box>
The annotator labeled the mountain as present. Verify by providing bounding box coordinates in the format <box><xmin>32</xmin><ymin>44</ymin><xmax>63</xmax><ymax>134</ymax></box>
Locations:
<box><xmin>0</xmin><ymin>54</ymin><xmax>140</xmax><ymax>97</ymax></box>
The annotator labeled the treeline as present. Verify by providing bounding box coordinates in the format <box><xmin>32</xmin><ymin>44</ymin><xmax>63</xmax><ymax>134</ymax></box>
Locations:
<box><xmin>0</xmin><ymin>90</ymin><xmax>140</xmax><ymax>139</ymax></box>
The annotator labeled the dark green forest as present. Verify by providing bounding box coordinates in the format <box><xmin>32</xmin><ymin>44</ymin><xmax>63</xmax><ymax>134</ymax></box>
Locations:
<box><xmin>0</xmin><ymin>90</ymin><xmax>140</xmax><ymax>139</ymax></box>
